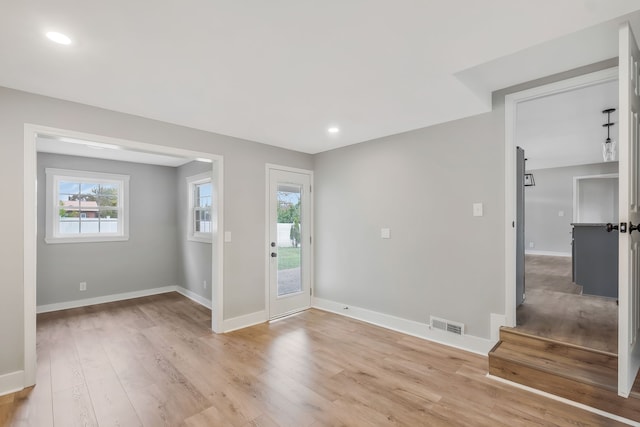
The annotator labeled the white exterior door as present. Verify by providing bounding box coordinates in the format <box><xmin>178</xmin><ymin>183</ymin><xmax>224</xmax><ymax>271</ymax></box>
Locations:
<box><xmin>268</xmin><ymin>166</ymin><xmax>312</xmax><ymax>319</ymax></box>
<box><xmin>618</xmin><ymin>21</ymin><xmax>640</xmax><ymax>397</ymax></box>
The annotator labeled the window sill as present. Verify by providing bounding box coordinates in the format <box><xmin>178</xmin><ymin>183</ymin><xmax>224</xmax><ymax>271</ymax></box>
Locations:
<box><xmin>187</xmin><ymin>235</ymin><xmax>212</xmax><ymax>244</ymax></box>
<box><xmin>45</xmin><ymin>235</ymin><xmax>129</xmax><ymax>244</ymax></box>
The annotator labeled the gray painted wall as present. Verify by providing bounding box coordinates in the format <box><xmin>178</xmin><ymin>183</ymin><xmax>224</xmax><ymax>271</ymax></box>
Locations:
<box><xmin>37</xmin><ymin>153</ymin><xmax>179</xmax><ymax>305</ymax></box>
<box><xmin>176</xmin><ymin>161</ymin><xmax>214</xmax><ymax>301</ymax></box>
<box><xmin>313</xmin><ymin>58</ymin><xmax>618</xmax><ymax>340</ymax></box>
<box><xmin>313</xmin><ymin>112</ymin><xmax>505</xmax><ymax>338</ymax></box>
<box><xmin>0</xmin><ymin>86</ymin><xmax>312</xmax><ymax>377</ymax></box>
<box><xmin>0</xmin><ymin>58</ymin><xmax>616</xmax><ymax>379</ymax></box>
<box><xmin>524</xmin><ymin>162</ymin><xmax>619</xmax><ymax>254</ymax></box>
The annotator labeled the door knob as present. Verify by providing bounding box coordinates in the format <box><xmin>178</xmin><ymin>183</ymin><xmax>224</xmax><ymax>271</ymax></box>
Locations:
<box><xmin>271</xmin><ymin>252</ymin><xmax>277</xmax><ymax>257</ymax></box>
<box><xmin>271</xmin><ymin>242</ymin><xmax>276</xmax><ymax>247</ymax></box>
<box><xmin>606</xmin><ymin>223</ymin><xmax>619</xmax><ymax>232</ymax></box>
<box><xmin>631</xmin><ymin>222</ymin><xmax>639</xmax><ymax>234</ymax></box>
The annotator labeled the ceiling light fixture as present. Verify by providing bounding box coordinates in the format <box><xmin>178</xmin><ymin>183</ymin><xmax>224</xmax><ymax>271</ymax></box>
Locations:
<box><xmin>46</xmin><ymin>31</ymin><xmax>72</xmax><ymax>45</ymax></box>
<box><xmin>195</xmin><ymin>158</ymin><xmax>213</xmax><ymax>163</ymax></box>
<box><xmin>602</xmin><ymin>108</ymin><xmax>616</xmax><ymax>162</ymax></box>
<box><xmin>327</xmin><ymin>127</ymin><xmax>340</xmax><ymax>134</ymax></box>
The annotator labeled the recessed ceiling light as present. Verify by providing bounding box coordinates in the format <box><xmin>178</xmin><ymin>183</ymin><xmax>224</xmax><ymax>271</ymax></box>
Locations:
<box><xmin>328</xmin><ymin>127</ymin><xmax>340</xmax><ymax>134</ymax></box>
<box><xmin>46</xmin><ymin>31</ymin><xmax>72</xmax><ymax>45</ymax></box>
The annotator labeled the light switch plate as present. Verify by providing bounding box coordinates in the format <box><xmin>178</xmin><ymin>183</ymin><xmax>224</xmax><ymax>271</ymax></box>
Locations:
<box><xmin>224</xmin><ymin>231</ymin><xmax>232</xmax><ymax>242</ymax></box>
<box><xmin>473</xmin><ymin>203</ymin><xmax>483</xmax><ymax>217</ymax></box>
<box><xmin>558</xmin><ymin>210</ymin><xmax>565</xmax><ymax>217</ymax></box>
<box><xmin>381</xmin><ymin>228</ymin><xmax>390</xmax><ymax>239</ymax></box>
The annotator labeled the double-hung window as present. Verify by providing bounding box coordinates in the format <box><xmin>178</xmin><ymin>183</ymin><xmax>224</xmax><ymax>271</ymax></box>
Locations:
<box><xmin>187</xmin><ymin>172</ymin><xmax>213</xmax><ymax>243</ymax></box>
<box><xmin>45</xmin><ymin>168</ymin><xmax>130</xmax><ymax>243</ymax></box>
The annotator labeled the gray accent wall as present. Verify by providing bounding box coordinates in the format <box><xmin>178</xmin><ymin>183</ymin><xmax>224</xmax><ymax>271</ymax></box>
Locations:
<box><xmin>37</xmin><ymin>153</ymin><xmax>179</xmax><ymax>305</ymax></box>
<box><xmin>0</xmin><ymin>86</ymin><xmax>312</xmax><ymax>377</ymax></box>
<box><xmin>313</xmin><ymin>58</ymin><xmax>618</xmax><ymax>340</ymax></box>
<box><xmin>313</xmin><ymin>113</ymin><xmax>505</xmax><ymax>338</ymax></box>
<box><xmin>524</xmin><ymin>162</ymin><xmax>619</xmax><ymax>254</ymax></box>
<box><xmin>177</xmin><ymin>161</ymin><xmax>214</xmax><ymax>301</ymax></box>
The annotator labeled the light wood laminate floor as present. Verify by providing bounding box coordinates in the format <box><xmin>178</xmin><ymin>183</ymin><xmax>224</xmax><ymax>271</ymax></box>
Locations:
<box><xmin>0</xmin><ymin>292</ymin><xmax>627</xmax><ymax>426</ymax></box>
<box><xmin>517</xmin><ymin>255</ymin><xmax>618</xmax><ymax>353</ymax></box>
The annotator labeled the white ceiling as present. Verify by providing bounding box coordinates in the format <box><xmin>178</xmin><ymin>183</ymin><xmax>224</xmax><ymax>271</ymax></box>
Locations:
<box><xmin>516</xmin><ymin>79</ymin><xmax>618</xmax><ymax>170</ymax></box>
<box><xmin>2</xmin><ymin>2</ymin><xmax>640</xmax><ymax>154</ymax></box>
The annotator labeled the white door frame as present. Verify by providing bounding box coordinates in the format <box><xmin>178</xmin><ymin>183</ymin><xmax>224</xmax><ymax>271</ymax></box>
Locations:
<box><xmin>503</xmin><ymin>67</ymin><xmax>619</xmax><ymax>328</ymax></box>
<box><xmin>23</xmin><ymin>124</ymin><xmax>225</xmax><ymax>387</ymax></box>
<box><xmin>264</xmin><ymin>164</ymin><xmax>314</xmax><ymax>320</ymax></box>
<box><xmin>572</xmin><ymin>173</ymin><xmax>619</xmax><ymax>223</ymax></box>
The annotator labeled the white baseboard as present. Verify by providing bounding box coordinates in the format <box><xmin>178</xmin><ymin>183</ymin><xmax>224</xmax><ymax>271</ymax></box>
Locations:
<box><xmin>312</xmin><ymin>297</ymin><xmax>494</xmax><ymax>355</ymax></box>
<box><xmin>0</xmin><ymin>370</ymin><xmax>24</xmax><ymax>397</ymax></box>
<box><xmin>175</xmin><ymin>286</ymin><xmax>212</xmax><ymax>310</ymax></box>
<box><xmin>490</xmin><ymin>313</ymin><xmax>508</xmax><ymax>342</ymax></box>
<box><xmin>223</xmin><ymin>310</ymin><xmax>267</xmax><ymax>333</ymax></box>
<box><xmin>36</xmin><ymin>286</ymin><xmax>177</xmax><ymax>313</ymax></box>
<box><xmin>525</xmin><ymin>250</ymin><xmax>571</xmax><ymax>257</ymax></box>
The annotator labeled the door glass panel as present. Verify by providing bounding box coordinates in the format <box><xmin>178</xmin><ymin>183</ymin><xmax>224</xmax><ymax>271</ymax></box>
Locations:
<box><xmin>277</xmin><ymin>183</ymin><xmax>302</xmax><ymax>296</ymax></box>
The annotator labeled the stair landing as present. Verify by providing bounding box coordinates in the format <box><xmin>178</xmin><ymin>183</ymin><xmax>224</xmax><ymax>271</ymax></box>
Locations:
<box><xmin>489</xmin><ymin>327</ymin><xmax>640</xmax><ymax>421</ymax></box>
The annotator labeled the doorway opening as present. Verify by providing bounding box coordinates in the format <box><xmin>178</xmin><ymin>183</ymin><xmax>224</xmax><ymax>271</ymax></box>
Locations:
<box><xmin>512</xmin><ymin>77</ymin><xmax>620</xmax><ymax>353</ymax></box>
<box><xmin>504</xmin><ymin>67</ymin><xmax>619</xmax><ymax>332</ymax></box>
<box><xmin>23</xmin><ymin>124</ymin><xmax>224</xmax><ymax>387</ymax></box>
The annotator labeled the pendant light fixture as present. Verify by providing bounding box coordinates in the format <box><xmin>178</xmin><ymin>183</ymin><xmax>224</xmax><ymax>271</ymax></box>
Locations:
<box><xmin>524</xmin><ymin>158</ymin><xmax>535</xmax><ymax>187</ymax></box>
<box><xmin>602</xmin><ymin>108</ymin><xmax>616</xmax><ymax>162</ymax></box>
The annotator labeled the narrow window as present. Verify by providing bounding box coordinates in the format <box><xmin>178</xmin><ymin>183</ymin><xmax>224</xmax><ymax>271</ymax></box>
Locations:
<box><xmin>187</xmin><ymin>172</ymin><xmax>213</xmax><ymax>243</ymax></box>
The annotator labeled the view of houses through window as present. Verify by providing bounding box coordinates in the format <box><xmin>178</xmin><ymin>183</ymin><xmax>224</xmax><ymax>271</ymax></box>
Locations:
<box><xmin>45</xmin><ymin>168</ymin><xmax>129</xmax><ymax>243</ymax></box>
<box><xmin>58</xmin><ymin>181</ymin><xmax>120</xmax><ymax>234</ymax></box>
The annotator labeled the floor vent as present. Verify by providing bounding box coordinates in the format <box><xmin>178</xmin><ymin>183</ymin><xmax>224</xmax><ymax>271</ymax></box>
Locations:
<box><xmin>430</xmin><ymin>316</ymin><xmax>464</xmax><ymax>335</ymax></box>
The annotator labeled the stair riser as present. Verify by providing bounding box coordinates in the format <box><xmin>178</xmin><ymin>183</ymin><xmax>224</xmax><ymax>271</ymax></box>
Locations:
<box><xmin>499</xmin><ymin>329</ymin><xmax>617</xmax><ymax>367</ymax></box>
<box><xmin>489</xmin><ymin>355</ymin><xmax>640</xmax><ymax>421</ymax></box>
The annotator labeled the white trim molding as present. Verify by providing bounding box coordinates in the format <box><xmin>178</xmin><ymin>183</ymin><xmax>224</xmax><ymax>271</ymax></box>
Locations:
<box><xmin>36</xmin><ymin>286</ymin><xmax>177</xmax><ymax>313</ymax></box>
<box><xmin>312</xmin><ymin>297</ymin><xmax>495</xmax><ymax>355</ymax></box>
<box><xmin>24</xmin><ymin>124</ymin><xmax>226</xmax><ymax>393</ymax></box>
<box><xmin>36</xmin><ymin>286</ymin><xmax>214</xmax><ymax>314</ymax></box>
<box><xmin>525</xmin><ymin>250</ymin><xmax>572</xmax><ymax>257</ymax></box>
<box><xmin>175</xmin><ymin>286</ymin><xmax>212</xmax><ymax>310</ymax></box>
<box><xmin>572</xmin><ymin>173</ymin><xmax>619</xmax><ymax>223</ymax></box>
<box><xmin>0</xmin><ymin>371</ymin><xmax>25</xmax><ymax>397</ymax></box>
<box><xmin>223</xmin><ymin>310</ymin><xmax>267</xmax><ymax>333</ymax></box>
<box><xmin>23</xmin><ymin>124</ymin><xmax>37</xmax><ymax>388</ymax></box>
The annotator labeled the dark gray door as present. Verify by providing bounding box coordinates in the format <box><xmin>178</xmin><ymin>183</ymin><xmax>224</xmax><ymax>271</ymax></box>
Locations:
<box><xmin>516</xmin><ymin>147</ymin><xmax>525</xmax><ymax>306</ymax></box>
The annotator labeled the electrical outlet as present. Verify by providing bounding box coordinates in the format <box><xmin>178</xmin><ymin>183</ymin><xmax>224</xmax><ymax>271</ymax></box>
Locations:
<box><xmin>203</xmin><ymin>280</ymin><xmax>207</xmax><ymax>289</ymax></box>
<box><xmin>529</xmin><ymin>242</ymin><xmax>534</xmax><ymax>248</ymax></box>
<box><xmin>79</xmin><ymin>281</ymin><xmax>87</xmax><ymax>291</ymax></box>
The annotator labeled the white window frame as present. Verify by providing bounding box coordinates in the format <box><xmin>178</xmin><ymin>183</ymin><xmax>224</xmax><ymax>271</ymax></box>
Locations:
<box><xmin>45</xmin><ymin>168</ymin><xmax>130</xmax><ymax>244</ymax></box>
<box><xmin>187</xmin><ymin>172</ymin><xmax>213</xmax><ymax>243</ymax></box>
